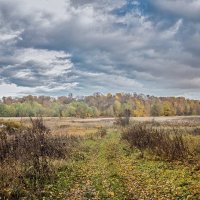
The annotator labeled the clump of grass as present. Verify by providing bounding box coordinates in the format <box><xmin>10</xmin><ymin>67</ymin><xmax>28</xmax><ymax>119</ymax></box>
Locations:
<box><xmin>86</xmin><ymin>127</ymin><xmax>107</xmax><ymax>140</ymax></box>
<box><xmin>105</xmin><ymin>142</ymin><xmax>119</xmax><ymax>160</ymax></box>
<box><xmin>0</xmin><ymin>119</ymin><xmax>22</xmax><ymax>135</ymax></box>
<box><xmin>190</xmin><ymin>127</ymin><xmax>200</xmax><ymax>136</ymax></box>
<box><xmin>96</xmin><ymin>127</ymin><xmax>107</xmax><ymax>138</ymax></box>
<box><xmin>122</xmin><ymin>123</ymin><xmax>190</xmax><ymax>161</ymax></box>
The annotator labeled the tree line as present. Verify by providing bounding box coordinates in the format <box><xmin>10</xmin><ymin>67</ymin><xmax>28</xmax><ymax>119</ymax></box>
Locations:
<box><xmin>0</xmin><ymin>93</ymin><xmax>200</xmax><ymax>117</ymax></box>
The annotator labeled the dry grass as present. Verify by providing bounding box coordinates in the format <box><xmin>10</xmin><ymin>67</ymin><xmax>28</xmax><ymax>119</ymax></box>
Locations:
<box><xmin>121</xmin><ymin>122</ymin><xmax>199</xmax><ymax>161</ymax></box>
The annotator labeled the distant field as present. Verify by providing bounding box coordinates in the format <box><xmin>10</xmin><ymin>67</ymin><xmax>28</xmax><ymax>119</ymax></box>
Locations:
<box><xmin>1</xmin><ymin>115</ymin><xmax>200</xmax><ymax>123</ymax></box>
<box><xmin>1</xmin><ymin>116</ymin><xmax>200</xmax><ymax>136</ymax></box>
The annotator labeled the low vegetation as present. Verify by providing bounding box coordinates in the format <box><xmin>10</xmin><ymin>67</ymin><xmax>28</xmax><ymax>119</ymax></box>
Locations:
<box><xmin>122</xmin><ymin>123</ymin><xmax>190</xmax><ymax>160</ymax></box>
<box><xmin>0</xmin><ymin>118</ymin><xmax>80</xmax><ymax>199</ymax></box>
<box><xmin>0</xmin><ymin>117</ymin><xmax>200</xmax><ymax>199</ymax></box>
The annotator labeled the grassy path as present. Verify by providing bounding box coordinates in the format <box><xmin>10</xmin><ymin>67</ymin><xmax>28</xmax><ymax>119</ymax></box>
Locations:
<box><xmin>43</xmin><ymin>129</ymin><xmax>200</xmax><ymax>200</ymax></box>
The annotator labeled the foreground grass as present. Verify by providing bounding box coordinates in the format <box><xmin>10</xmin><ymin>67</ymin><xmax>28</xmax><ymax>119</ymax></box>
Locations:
<box><xmin>41</xmin><ymin>129</ymin><xmax>200</xmax><ymax>200</ymax></box>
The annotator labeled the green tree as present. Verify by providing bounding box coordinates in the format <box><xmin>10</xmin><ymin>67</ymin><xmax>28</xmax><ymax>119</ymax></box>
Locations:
<box><xmin>151</xmin><ymin>103</ymin><xmax>164</xmax><ymax>116</ymax></box>
<box><xmin>113</xmin><ymin>100</ymin><xmax>121</xmax><ymax>116</ymax></box>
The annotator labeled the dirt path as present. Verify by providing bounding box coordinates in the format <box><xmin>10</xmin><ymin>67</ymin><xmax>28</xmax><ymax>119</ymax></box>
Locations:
<box><xmin>1</xmin><ymin>116</ymin><xmax>200</xmax><ymax>123</ymax></box>
<box><xmin>44</xmin><ymin>130</ymin><xmax>200</xmax><ymax>199</ymax></box>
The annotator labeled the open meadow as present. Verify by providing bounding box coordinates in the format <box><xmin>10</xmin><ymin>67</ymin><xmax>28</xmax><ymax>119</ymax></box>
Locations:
<box><xmin>2</xmin><ymin>0</ymin><xmax>200</xmax><ymax>199</ymax></box>
<box><xmin>0</xmin><ymin>116</ymin><xmax>200</xmax><ymax>199</ymax></box>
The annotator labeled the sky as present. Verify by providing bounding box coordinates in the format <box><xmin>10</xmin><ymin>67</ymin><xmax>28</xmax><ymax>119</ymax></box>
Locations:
<box><xmin>0</xmin><ymin>0</ymin><xmax>200</xmax><ymax>99</ymax></box>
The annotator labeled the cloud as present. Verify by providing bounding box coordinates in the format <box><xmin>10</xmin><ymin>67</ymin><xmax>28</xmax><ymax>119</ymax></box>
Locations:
<box><xmin>151</xmin><ymin>0</ymin><xmax>200</xmax><ymax>20</ymax></box>
<box><xmin>0</xmin><ymin>48</ymin><xmax>77</xmax><ymax>95</ymax></box>
<box><xmin>0</xmin><ymin>83</ymin><xmax>27</xmax><ymax>97</ymax></box>
<box><xmin>71</xmin><ymin>0</ymin><xmax>125</xmax><ymax>11</ymax></box>
<box><xmin>0</xmin><ymin>0</ymin><xmax>200</xmax><ymax>98</ymax></box>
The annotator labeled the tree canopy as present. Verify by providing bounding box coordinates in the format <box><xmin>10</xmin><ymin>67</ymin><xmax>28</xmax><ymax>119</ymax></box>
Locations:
<box><xmin>0</xmin><ymin>93</ymin><xmax>199</xmax><ymax>117</ymax></box>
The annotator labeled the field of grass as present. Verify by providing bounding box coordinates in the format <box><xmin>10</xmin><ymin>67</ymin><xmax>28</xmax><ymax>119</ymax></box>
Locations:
<box><xmin>0</xmin><ymin>117</ymin><xmax>200</xmax><ymax>199</ymax></box>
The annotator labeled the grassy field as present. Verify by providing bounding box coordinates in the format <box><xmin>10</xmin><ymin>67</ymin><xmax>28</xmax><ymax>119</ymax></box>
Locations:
<box><xmin>0</xmin><ymin>117</ymin><xmax>200</xmax><ymax>199</ymax></box>
<box><xmin>43</xmin><ymin>130</ymin><xmax>200</xmax><ymax>199</ymax></box>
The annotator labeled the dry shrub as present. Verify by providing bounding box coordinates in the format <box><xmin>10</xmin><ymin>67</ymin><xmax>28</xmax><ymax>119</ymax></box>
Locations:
<box><xmin>96</xmin><ymin>127</ymin><xmax>107</xmax><ymax>138</ymax></box>
<box><xmin>190</xmin><ymin>127</ymin><xmax>200</xmax><ymax>136</ymax></box>
<box><xmin>114</xmin><ymin>116</ymin><xmax>129</xmax><ymax>127</ymax></box>
<box><xmin>122</xmin><ymin>123</ymin><xmax>190</xmax><ymax>161</ymax></box>
<box><xmin>0</xmin><ymin>118</ymin><xmax>79</xmax><ymax>199</ymax></box>
<box><xmin>114</xmin><ymin>109</ymin><xmax>131</xmax><ymax>127</ymax></box>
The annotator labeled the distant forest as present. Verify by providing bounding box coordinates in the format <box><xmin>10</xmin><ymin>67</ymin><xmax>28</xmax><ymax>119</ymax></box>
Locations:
<box><xmin>0</xmin><ymin>93</ymin><xmax>200</xmax><ymax>117</ymax></box>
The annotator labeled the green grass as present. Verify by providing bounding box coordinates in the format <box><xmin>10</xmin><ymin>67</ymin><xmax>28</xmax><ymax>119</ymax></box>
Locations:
<box><xmin>39</xmin><ymin>129</ymin><xmax>200</xmax><ymax>200</ymax></box>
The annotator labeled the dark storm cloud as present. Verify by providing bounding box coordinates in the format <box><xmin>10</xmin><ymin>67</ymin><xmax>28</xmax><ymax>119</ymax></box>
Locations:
<box><xmin>0</xmin><ymin>0</ymin><xmax>200</xmax><ymax>98</ymax></box>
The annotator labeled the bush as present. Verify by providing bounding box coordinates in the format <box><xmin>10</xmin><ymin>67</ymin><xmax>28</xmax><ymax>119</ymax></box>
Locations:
<box><xmin>190</xmin><ymin>127</ymin><xmax>200</xmax><ymax>136</ymax></box>
<box><xmin>114</xmin><ymin>109</ymin><xmax>131</xmax><ymax>127</ymax></box>
<box><xmin>122</xmin><ymin>123</ymin><xmax>190</xmax><ymax>161</ymax></box>
<box><xmin>0</xmin><ymin>118</ymin><xmax>79</xmax><ymax>199</ymax></box>
<box><xmin>96</xmin><ymin>127</ymin><xmax>107</xmax><ymax>138</ymax></box>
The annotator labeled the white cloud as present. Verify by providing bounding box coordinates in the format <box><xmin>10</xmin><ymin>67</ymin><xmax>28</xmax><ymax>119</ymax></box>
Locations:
<box><xmin>14</xmin><ymin>48</ymin><xmax>73</xmax><ymax>76</ymax></box>
<box><xmin>0</xmin><ymin>30</ymin><xmax>22</xmax><ymax>43</ymax></box>
<box><xmin>0</xmin><ymin>83</ymin><xmax>29</xmax><ymax>97</ymax></box>
<box><xmin>15</xmin><ymin>69</ymin><xmax>33</xmax><ymax>79</ymax></box>
<box><xmin>161</xmin><ymin>19</ymin><xmax>183</xmax><ymax>39</ymax></box>
<box><xmin>0</xmin><ymin>48</ymin><xmax>77</xmax><ymax>95</ymax></box>
<box><xmin>1</xmin><ymin>0</ymin><xmax>71</xmax><ymax>22</ymax></box>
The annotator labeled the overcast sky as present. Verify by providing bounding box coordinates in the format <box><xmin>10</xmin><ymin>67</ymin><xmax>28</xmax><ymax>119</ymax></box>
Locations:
<box><xmin>0</xmin><ymin>0</ymin><xmax>200</xmax><ymax>99</ymax></box>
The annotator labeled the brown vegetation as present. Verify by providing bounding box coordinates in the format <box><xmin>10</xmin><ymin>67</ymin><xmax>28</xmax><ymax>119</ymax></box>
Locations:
<box><xmin>122</xmin><ymin>122</ymin><xmax>199</xmax><ymax>161</ymax></box>
<box><xmin>0</xmin><ymin>117</ymin><xmax>199</xmax><ymax>199</ymax></box>
<box><xmin>0</xmin><ymin>118</ymin><xmax>79</xmax><ymax>199</ymax></box>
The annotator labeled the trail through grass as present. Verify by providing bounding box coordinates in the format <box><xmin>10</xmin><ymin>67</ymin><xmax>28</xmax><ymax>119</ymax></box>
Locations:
<box><xmin>43</xmin><ymin>129</ymin><xmax>200</xmax><ymax>200</ymax></box>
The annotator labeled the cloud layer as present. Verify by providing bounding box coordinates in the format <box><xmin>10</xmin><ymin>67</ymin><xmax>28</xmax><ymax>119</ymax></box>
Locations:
<box><xmin>0</xmin><ymin>0</ymin><xmax>200</xmax><ymax>99</ymax></box>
